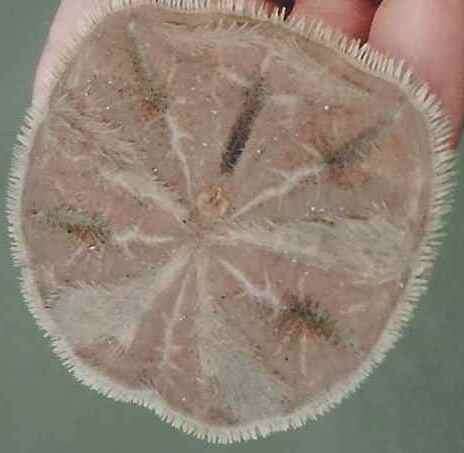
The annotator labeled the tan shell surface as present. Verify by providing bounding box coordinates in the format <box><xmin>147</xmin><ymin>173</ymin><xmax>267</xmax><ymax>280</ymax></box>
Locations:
<box><xmin>12</xmin><ymin>2</ymin><xmax>453</xmax><ymax>443</ymax></box>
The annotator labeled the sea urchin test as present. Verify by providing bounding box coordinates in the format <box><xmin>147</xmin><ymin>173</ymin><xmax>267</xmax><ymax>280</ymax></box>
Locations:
<box><xmin>7</xmin><ymin>0</ymin><xmax>456</xmax><ymax>444</ymax></box>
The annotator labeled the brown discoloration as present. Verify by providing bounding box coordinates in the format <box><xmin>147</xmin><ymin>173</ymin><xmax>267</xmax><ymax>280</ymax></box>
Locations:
<box><xmin>221</xmin><ymin>76</ymin><xmax>268</xmax><ymax>174</ymax></box>
<box><xmin>44</xmin><ymin>205</ymin><xmax>111</xmax><ymax>249</ymax></box>
<box><xmin>326</xmin><ymin>165</ymin><xmax>371</xmax><ymax>189</ymax></box>
<box><xmin>126</xmin><ymin>20</ymin><xmax>169</xmax><ymax>118</ymax></box>
<box><xmin>134</xmin><ymin>91</ymin><xmax>168</xmax><ymax>122</ymax></box>
<box><xmin>196</xmin><ymin>186</ymin><xmax>230</xmax><ymax>219</ymax></box>
<box><xmin>275</xmin><ymin>292</ymin><xmax>342</xmax><ymax>346</ymax></box>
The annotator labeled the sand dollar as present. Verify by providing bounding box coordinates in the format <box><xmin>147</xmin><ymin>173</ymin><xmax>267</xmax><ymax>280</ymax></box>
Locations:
<box><xmin>7</xmin><ymin>0</ymin><xmax>456</xmax><ymax>443</ymax></box>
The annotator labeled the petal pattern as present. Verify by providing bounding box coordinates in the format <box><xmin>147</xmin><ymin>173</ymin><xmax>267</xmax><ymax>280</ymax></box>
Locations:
<box><xmin>12</xmin><ymin>1</ymin><xmax>455</xmax><ymax>443</ymax></box>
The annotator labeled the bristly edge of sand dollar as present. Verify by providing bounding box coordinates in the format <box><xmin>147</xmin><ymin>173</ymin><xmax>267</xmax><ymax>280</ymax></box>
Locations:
<box><xmin>6</xmin><ymin>0</ymin><xmax>457</xmax><ymax>444</ymax></box>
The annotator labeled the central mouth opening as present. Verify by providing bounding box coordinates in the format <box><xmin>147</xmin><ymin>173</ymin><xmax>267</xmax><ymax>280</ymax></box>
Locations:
<box><xmin>196</xmin><ymin>185</ymin><xmax>230</xmax><ymax>220</ymax></box>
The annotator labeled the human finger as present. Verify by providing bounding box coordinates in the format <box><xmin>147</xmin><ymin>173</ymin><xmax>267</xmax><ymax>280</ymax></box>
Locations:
<box><xmin>291</xmin><ymin>0</ymin><xmax>379</xmax><ymax>40</ymax></box>
<box><xmin>33</xmin><ymin>0</ymin><xmax>97</xmax><ymax>102</ymax></box>
<box><xmin>369</xmin><ymin>0</ymin><xmax>464</xmax><ymax>145</ymax></box>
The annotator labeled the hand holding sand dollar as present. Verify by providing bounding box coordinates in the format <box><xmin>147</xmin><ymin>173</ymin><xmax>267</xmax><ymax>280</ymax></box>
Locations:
<box><xmin>8</xmin><ymin>0</ymin><xmax>463</xmax><ymax>443</ymax></box>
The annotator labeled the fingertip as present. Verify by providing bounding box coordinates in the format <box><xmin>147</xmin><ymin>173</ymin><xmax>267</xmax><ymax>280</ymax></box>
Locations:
<box><xmin>369</xmin><ymin>0</ymin><xmax>464</xmax><ymax>145</ymax></box>
<box><xmin>34</xmin><ymin>0</ymin><xmax>98</xmax><ymax>100</ymax></box>
<box><xmin>291</xmin><ymin>0</ymin><xmax>378</xmax><ymax>40</ymax></box>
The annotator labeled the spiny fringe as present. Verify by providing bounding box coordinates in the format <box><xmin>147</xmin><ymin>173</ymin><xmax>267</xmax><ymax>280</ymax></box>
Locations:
<box><xmin>6</xmin><ymin>0</ymin><xmax>457</xmax><ymax>445</ymax></box>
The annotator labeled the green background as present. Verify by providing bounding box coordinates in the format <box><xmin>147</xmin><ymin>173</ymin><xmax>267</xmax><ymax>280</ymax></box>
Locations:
<box><xmin>1</xmin><ymin>1</ymin><xmax>463</xmax><ymax>452</ymax></box>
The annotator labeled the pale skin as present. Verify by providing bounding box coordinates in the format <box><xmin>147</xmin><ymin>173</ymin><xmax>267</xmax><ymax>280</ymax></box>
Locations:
<box><xmin>35</xmin><ymin>0</ymin><xmax>464</xmax><ymax>145</ymax></box>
